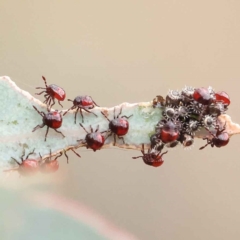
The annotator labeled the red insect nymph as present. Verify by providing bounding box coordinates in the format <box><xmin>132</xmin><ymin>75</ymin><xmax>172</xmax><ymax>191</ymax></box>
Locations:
<box><xmin>132</xmin><ymin>144</ymin><xmax>168</xmax><ymax>167</ymax></box>
<box><xmin>199</xmin><ymin>123</ymin><xmax>229</xmax><ymax>150</ymax></box>
<box><xmin>193</xmin><ymin>87</ymin><xmax>213</xmax><ymax>105</ymax></box>
<box><xmin>32</xmin><ymin>106</ymin><xmax>65</xmax><ymax>141</ymax></box>
<box><xmin>39</xmin><ymin>150</ymin><xmax>62</xmax><ymax>173</ymax></box>
<box><xmin>215</xmin><ymin>91</ymin><xmax>230</xmax><ymax>106</ymax></box>
<box><xmin>101</xmin><ymin>107</ymin><xmax>132</xmax><ymax>146</ymax></box>
<box><xmin>64</xmin><ymin>95</ymin><xmax>99</xmax><ymax>123</ymax></box>
<box><xmin>160</xmin><ymin>121</ymin><xmax>180</xmax><ymax>143</ymax></box>
<box><xmin>8</xmin><ymin>149</ymin><xmax>39</xmax><ymax>176</ymax></box>
<box><xmin>78</xmin><ymin>124</ymin><xmax>105</xmax><ymax>151</ymax></box>
<box><xmin>36</xmin><ymin>76</ymin><xmax>66</xmax><ymax>109</ymax></box>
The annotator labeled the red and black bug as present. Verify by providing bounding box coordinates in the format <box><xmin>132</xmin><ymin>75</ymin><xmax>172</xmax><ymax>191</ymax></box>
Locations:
<box><xmin>101</xmin><ymin>107</ymin><xmax>133</xmax><ymax>146</ymax></box>
<box><xmin>35</xmin><ymin>76</ymin><xmax>66</xmax><ymax>109</ymax></box>
<box><xmin>32</xmin><ymin>106</ymin><xmax>65</xmax><ymax>141</ymax></box>
<box><xmin>215</xmin><ymin>91</ymin><xmax>230</xmax><ymax>106</ymax></box>
<box><xmin>63</xmin><ymin>95</ymin><xmax>99</xmax><ymax>123</ymax></box>
<box><xmin>193</xmin><ymin>87</ymin><xmax>214</xmax><ymax>105</ymax></box>
<box><xmin>199</xmin><ymin>123</ymin><xmax>229</xmax><ymax>150</ymax></box>
<box><xmin>39</xmin><ymin>150</ymin><xmax>62</xmax><ymax>173</ymax></box>
<box><xmin>132</xmin><ymin>144</ymin><xmax>168</xmax><ymax>167</ymax></box>
<box><xmin>6</xmin><ymin>149</ymin><xmax>39</xmax><ymax>176</ymax></box>
<box><xmin>160</xmin><ymin>120</ymin><xmax>180</xmax><ymax>143</ymax></box>
<box><xmin>78</xmin><ymin>124</ymin><xmax>105</xmax><ymax>151</ymax></box>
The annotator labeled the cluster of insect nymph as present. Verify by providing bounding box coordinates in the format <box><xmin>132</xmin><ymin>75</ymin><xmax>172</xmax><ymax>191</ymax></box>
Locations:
<box><xmin>6</xmin><ymin>76</ymin><xmax>231</xmax><ymax>176</ymax></box>
<box><xmin>6</xmin><ymin>76</ymin><xmax>133</xmax><ymax>176</ymax></box>
<box><xmin>132</xmin><ymin>86</ymin><xmax>230</xmax><ymax>168</ymax></box>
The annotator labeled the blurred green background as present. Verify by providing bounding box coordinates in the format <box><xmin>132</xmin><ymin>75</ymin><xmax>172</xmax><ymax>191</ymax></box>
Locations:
<box><xmin>1</xmin><ymin>1</ymin><xmax>240</xmax><ymax>239</ymax></box>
